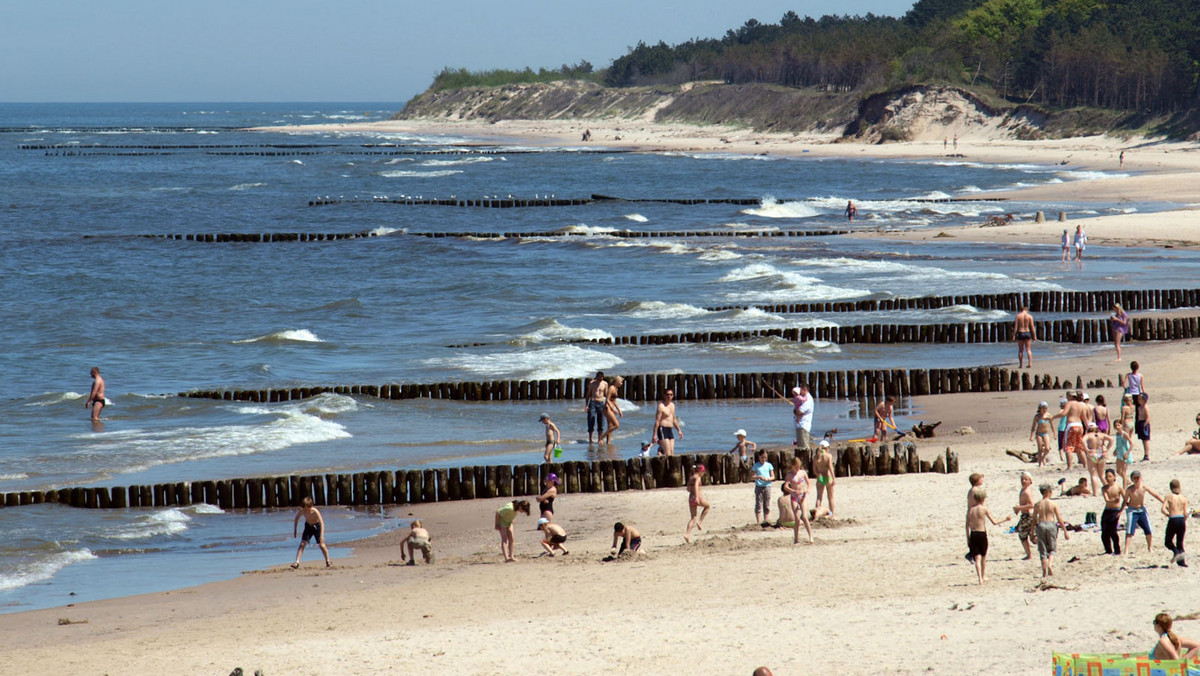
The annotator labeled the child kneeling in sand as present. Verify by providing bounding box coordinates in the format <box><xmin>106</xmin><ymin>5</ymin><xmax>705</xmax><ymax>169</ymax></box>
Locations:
<box><xmin>611</xmin><ymin>522</ymin><xmax>641</xmax><ymax>556</ymax></box>
<box><xmin>292</xmin><ymin>496</ymin><xmax>332</xmax><ymax>569</ymax></box>
<box><xmin>400</xmin><ymin>520</ymin><xmax>433</xmax><ymax>565</ymax></box>
<box><xmin>537</xmin><ymin>518</ymin><xmax>569</xmax><ymax>556</ymax></box>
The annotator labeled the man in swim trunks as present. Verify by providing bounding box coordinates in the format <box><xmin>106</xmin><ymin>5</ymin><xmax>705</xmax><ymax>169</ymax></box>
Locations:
<box><xmin>652</xmin><ymin>389</ymin><xmax>681</xmax><ymax>456</ymax></box>
<box><xmin>812</xmin><ymin>439</ymin><xmax>836</xmax><ymax>518</ymax></box>
<box><xmin>1012</xmin><ymin>471</ymin><xmax>1036</xmax><ymax>560</ymax></box>
<box><xmin>584</xmin><ymin>371</ymin><xmax>609</xmax><ymax>443</ymax></box>
<box><xmin>86</xmin><ymin>366</ymin><xmax>106</xmax><ymax>421</ymax></box>
<box><xmin>1013</xmin><ymin>306</ymin><xmax>1036</xmax><ymax>368</ymax></box>
<box><xmin>1052</xmin><ymin>392</ymin><xmax>1089</xmax><ymax>469</ymax></box>
<box><xmin>611</xmin><ymin>522</ymin><xmax>641</xmax><ymax>556</ymax></box>
<box><xmin>1124</xmin><ymin>470</ymin><xmax>1165</xmax><ymax>555</ymax></box>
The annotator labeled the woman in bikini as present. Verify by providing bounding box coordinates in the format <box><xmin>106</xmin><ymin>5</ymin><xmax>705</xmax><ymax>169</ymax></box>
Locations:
<box><xmin>1029</xmin><ymin>402</ymin><xmax>1053</xmax><ymax>467</ymax></box>
<box><xmin>599</xmin><ymin>376</ymin><xmax>624</xmax><ymax>445</ymax></box>
<box><xmin>783</xmin><ymin>457</ymin><xmax>814</xmax><ymax>544</ymax></box>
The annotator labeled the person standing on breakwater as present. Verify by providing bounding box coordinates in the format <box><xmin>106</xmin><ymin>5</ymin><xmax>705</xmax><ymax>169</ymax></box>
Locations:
<box><xmin>539</xmin><ymin>414</ymin><xmax>561</xmax><ymax>464</ymax></box>
<box><xmin>86</xmin><ymin>366</ymin><xmax>105</xmax><ymax>421</ymax></box>
<box><xmin>1110</xmin><ymin>304</ymin><xmax>1130</xmax><ymax>361</ymax></box>
<box><xmin>1013</xmin><ymin>306</ymin><xmax>1036</xmax><ymax>368</ymax></box>
<box><xmin>291</xmin><ymin>497</ymin><xmax>332</xmax><ymax>569</ymax></box>
<box><xmin>793</xmin><ymin>383</ymin><xmax>814</xmax><ymax>451</ymax></box>
<box><xmin>584</xmin><ymin>371</ymin><xmax>609</xmax><ymax>444</ymax></box>
<box><xmin>652</xmin><ymin>389</ymin><xmax>681</xmax><ymax>456</ymax></box>
<box><xmin>495</xmin><ymin>499</ymin><xmax>530</xmax><ymax>562</ymax></box>
<box><xmin>599</xmin><ymin>376</ymin><xmax>623</xmax><ymax>446</ymax></box>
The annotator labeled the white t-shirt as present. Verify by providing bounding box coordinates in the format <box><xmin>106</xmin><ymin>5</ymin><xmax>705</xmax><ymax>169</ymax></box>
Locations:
<box><xmin>795</xmin><ymin>396</ymin><xmax>813</xmax><ymax>432</ymax></box>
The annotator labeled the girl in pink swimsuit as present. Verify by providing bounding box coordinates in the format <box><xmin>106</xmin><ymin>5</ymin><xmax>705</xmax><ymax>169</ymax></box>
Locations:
<box><xmin>784</xmin><ymin>457</ymin><xmax>814</xmax><ymax>544</ymax></box>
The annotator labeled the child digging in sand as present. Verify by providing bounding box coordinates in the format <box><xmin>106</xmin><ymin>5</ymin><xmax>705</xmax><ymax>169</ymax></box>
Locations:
<box><xmin>400</xmin><ymin>520</ymin><xmax>433</xmax><ymax>565</ymax></box>
<box><xmin>965</xmin><ymin>488</ymin><xmax>1012</xmax><ymax>585</ymax></box>
<box><xmin>537</xmin><ymin>518</ymin><xmax>569</xmax><ymax>556</ymax></box>
<box><xmin>292</xmin><ymin>497</ymin><xmax>332</xmax><ymax>569</ymax></box>
<box><xmin>495</xmin><ymin>499</ymin><xmax>531</xmax><ymax>562</ymax></box>
<box><xmin>611</xmin><ymin>522</ymin><xmax>641</xmax><ymax>556</ymax></box>
<box><xmin>684</xmin><ymin>463</ymin><xmax>711</xmax><ymax>543</ymax></box>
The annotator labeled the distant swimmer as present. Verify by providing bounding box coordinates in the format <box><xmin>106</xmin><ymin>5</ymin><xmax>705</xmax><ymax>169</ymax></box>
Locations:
<box><xmin>845</xmin><ymin>200</ymin><xmax>857</xmax><ymax>222</ymax></box>
<box><xmin>86</xmin><ymin>366</ymin><xmax>105</xmax><ymax>420</ymax></box>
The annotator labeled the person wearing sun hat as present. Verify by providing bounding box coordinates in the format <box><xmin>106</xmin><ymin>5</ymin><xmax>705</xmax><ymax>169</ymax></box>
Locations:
<box><xmin>537</xmin><ymin>518</ymin><xmax>569</xmax><ymax>556</ymax></box>
<box><xmin>729</xmin><ymin>428</ymin><xmax>756</xmax><ymax>465</ymax></box>
<box><xmin>536</xmin><ymin>473</ymin><xmax>559</xmax><ymax>522</ymax></box>
<box><xmin>813</xmin><ymin>438</ymin><xmax>836</xmax><ymax>518</ymax></box>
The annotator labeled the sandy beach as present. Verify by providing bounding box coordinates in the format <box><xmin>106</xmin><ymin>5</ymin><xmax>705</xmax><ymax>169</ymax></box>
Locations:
<box><xmin>8</xmin><ymin>117</ymin><xmax>1200</xmax><ymax>674</ymax></box>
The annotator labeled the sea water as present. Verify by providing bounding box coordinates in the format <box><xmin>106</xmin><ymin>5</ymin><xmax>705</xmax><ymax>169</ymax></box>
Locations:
<box><xmin>1</xmin><ymin>102</ymin><xmax>1195</xmax><ymax>611</ymax></box>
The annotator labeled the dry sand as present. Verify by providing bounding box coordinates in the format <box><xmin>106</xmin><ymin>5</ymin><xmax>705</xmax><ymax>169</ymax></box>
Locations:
<box><xmin>8</xmin><ymin>119</ymin><xmax>1200</xmax><ymax>674</ymax></box>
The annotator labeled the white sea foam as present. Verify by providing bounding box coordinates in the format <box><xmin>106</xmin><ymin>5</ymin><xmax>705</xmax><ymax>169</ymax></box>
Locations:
<box><xmin>1057</xmin><ymin>170</ymin><xmax>1128</xmax><ymax>181</ymax></box>
<box><xmin>424</xmin><ymin>345</ymin><xmax>623</xmax><ymax>381</ymax></box>
<box><xmin>559</xmin><ymin>224</ymin><xmax>619</xmax><ymax>235</ymax></box>
<box><xmin>740</xmin><ymin>198</ymin><xmax>820</xmax><ymax>219</ymax></box>
<box><xmin>517</xmin><ymin>319</ymin><xmax>614</xmax><ymax>344</ymax></box>
<box><xmin>718</xmin><ymin>263</ymin><xmax>870</xmax><ymax>303</ymax></box>
<box><xmin>623</xmin><ymin>213</ymin><xmax>648</xmax><ymax>223</ymax></box>
<box><xmin>0</xmin><ymin>472</ymin><xmax>29</xmax><ymax>481</ymax></box>
<box><xmin>191</xmin><ymin>503</ymin><xmax>224</xmax><ymax>515</ymax></box>
<box><xmin>378</xmin><ymin>169</ymin><xmax>463</xmax><ymax>178</ymax></box>
<box><xmin>0</xmin><ymin>549</ymin><xmax>97</xmax><ymax>591</ymax></box>
<box><xmin>419</xmin><ymin>156</ymin><xmax>494</xmax><ymax>167</ymax></box>
<box><xmin>233</xmin><ymin>329</ymin><xmax>322</xmax><ymax>344</ymax></box>
<box><xmin>934</xmin><ymin>304</ymin><xmax>1011</xmax><ymax>321</ymax></box>
<box><xmin>384</xmin><ymin>158</ymin><xmax>414</xmax><ymax>164</ymax></box>
<box><xmin>24</xmin><ymin>391</ymin><xmax>85</xmax><ymax>406</ymax></box>
<box><xmin>619</xmin><ymin>301</ymin><xmax>711</xmax><ymax>320</ymax></box>
<box><xmin>230</xmin><ymin>182</ymin><xmax>267</xmax><ymax>191</ymax></box>
<box><xmin>615</xmin><ymin>398</ymin><xmax>639</xmax><ymax>412</ymax></box>
<box><xmin>369</xmin><ymin>227</ymin><xmax>401</xmax><ymax>237</ymax></box>
<box><xmin>289</xmin><ymin>160</ymin><xmax>304</xmax><ymax>165</ymax></box>
<box><xmin>110</xmin><ymin>508</ymin><xmax>192</xmax><ymax>540</ymax></box>
<box><xmin>698</xmin><ymin>249</ymin><xmax>743</xmax><ymax>262</ymax></box>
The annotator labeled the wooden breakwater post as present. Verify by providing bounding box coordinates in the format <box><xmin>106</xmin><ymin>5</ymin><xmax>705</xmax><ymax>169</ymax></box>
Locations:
<box><xmin>9</xmin><ymin>442</ymin><xmax>954</xmax><ymax>511</ymax></box>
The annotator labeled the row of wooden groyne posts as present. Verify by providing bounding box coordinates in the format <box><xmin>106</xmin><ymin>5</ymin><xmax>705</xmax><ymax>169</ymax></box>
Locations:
<box><xmin>178</xmin><ymin>366</ymin><xmax>1110</xmax><ymax>406</ymax></box>
<box><xmin>124</xmin><ymin>229</ymin><xmax>851</xmax><ymax>243</ymax></box>
<box><xmin>568</xmin><ymin>314</ymin><xmax>1200</xmax><ymax>347</ymax></box>
<box><xmin>0</xmin><ymin>444</ymin><xmax>958</xmax><ymax>511</ymax></box>
<box><xmin>308</xmin><ymin>193</ymin><xmax>1003</xmax><ymax>208</ymax></box>
<box><xmin>712</xmin><ymin>287</ymin><xmax>1200</xmax><ymax>314</ymax></box>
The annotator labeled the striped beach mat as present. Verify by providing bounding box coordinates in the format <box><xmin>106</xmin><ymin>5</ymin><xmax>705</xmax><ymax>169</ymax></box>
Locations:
<box><xmin>1052</xmin><ymin>652</ymin><xmax>1200</xmax><ymax>675</ymax></box>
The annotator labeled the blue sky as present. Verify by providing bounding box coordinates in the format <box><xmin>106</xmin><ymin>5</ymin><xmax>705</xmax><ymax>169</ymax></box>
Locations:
<box><xmin>2</xmin><ymin>1</ymin><xmax>914</xmax><ymax>102</ymax></box>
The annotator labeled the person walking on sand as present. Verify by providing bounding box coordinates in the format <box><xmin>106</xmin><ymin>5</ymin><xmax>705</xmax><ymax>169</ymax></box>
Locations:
<box><xmin>400</xmin><ymin>520</ymin><xmax>433</xmax><ymax>565</ymax></box>
<box><xmin>1124</xmin><ymin>470</ymin><xmax>1164</xmax><ymax>555</ymax></box>
<box><xmin>964</xmin><ymin>472</ymin><xmax>984</xmax><ymax>560</ymax></box>
<box><xmin>539</xmin><ymin>414</ymin><xmax>560</xmax><ymax>463</ymax></box>
<box><xmin>793</xmin><ymin>382</ymin><xmax>814</xmax><ymax>451</ymax></box>
<box><xmin>495</xmin><ymin>499</ymin><xmax>530</xmax><ymax>562</ymax></box>
<box><xmin>1033</xmin><ymin>484</ymin><xmax>1069</xmax><ymax>577</ymax></box>
<box><xmin>86</xmin><ymin>366</ymin><xmax>106</xmax><ymax>420</ymax></box>
<box><xmin>1072</xmin><ymin>224</ymin><xmax>1086</xmax><ymax>263</ymax></box>
<box><xmin>584</xmin><ymin>371</ymin><xmax>609</xmax><ymax>444</ymax></box>
<box><xmin>684</xmin><ymin>463</ymin><xmax>710</xmax><ymax>543</ymax></box>
<box><xmin>292</xmin><ymin>497</ymin><xmax>332</xmax><ymax>569</ymax></box>
<box><xmin>1100</xmin><ymin>469</ymin><xmax>1123</xmax><ymax>555</ymax></box>
<box><xmin>1051</xmin><ymin>392</ymin><xmax>1089</xmax><ymax>469</ymax></box>
<box><xmin>783</xmin><ymin>457</ymin><xmax>813</xmax><ymax>544</ymax></box>
<box><xmin>1013</xmin><ymin>471</ymin><xmax>1036</xmax><ymax>560</ymax></box>
<box><xmin>751</xmin><ymin>449</ymin><xmax>775</xmax><ymax>526</ymax></box>
<box><xmin>845</xmin><ymin>200</ymin><xmax>857</xmax><ymax>222</ymax></box>
<box><xmin>1110</xmin><ymin>304</ymin><xmax>1130</xmax><ymax>361</ymax></box>
<box><xmin>1013</xmin><ymin>306</ymin><xmax>1035</xmax><ymax>368</ymax></box>
<box><xmin>599</xmin><ymin>376</ymin><xmax>624</xmax><ymax>445</ymax></box>
<box><xmin>966</xmin><ymin>487</ymin><xmax>1011</xmax><ymax>585</ymax></box>
<box><xmin>812</xmin><ymin>439</ymin><xmax>836</xmax><ymax>518</ymax></box>
<box><xmin>652</xmin><ymin>389</ymin><xmax>681</xmax><ymax>456</ymax></box>
<box><xmin>536</xmin><ymin>473</ymin><xmax>558</xmax><ymax>521</ymax></box>
<box><xmin>1163</xmin><ymin>479</ymin><xmax>1189</xmax><ymax>566</ymax></box>
<box><xmin>1030</xmin><ymin>401</ymin><xmax>1053</xmax><ymax>466</ymax></box>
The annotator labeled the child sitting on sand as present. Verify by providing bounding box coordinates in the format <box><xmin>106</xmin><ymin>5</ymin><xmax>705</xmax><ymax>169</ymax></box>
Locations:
<box><xmin>611</xmin><ymin>522</ymin><xmax>641</xmax><ymax>556</ymax></box>
<box><xmin>400</xmin><ymin>520</ymin><xmax>433</xmax><ymax>565</ymax></box>
<box><xmin>965</xmin><ymin>488</ymin><xmax>1012</xmax><ymax>585</ymax></box>
<box><xmin>537</xmin><ymin>518</ymin><xmax>569</xmax><ymax>556</ymax></box>
<box><xmin>291</xmin><ymin>496</ymin><xmax>332</xmax><ymax>569</ymax></box>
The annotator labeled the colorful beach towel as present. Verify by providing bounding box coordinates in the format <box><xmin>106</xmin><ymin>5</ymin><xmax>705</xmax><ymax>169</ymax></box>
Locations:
<box><xmin>1053</xmin><ymin>651</ymin><xmax>1200</xmax><ymax>675</ymax></box>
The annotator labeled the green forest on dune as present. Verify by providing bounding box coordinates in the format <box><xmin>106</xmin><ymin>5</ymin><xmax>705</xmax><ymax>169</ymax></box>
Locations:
<box><xmin>429</xmin><ymin>0</ymin><xmax>1200</xmax><ymax>121</ymax></box>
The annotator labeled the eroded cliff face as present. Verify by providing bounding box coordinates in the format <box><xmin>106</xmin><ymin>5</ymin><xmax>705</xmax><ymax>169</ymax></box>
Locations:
<box><xmin>396</xmin><ymin>80</ymin><xmax>1061</xmax><ymax>139</ymax></box>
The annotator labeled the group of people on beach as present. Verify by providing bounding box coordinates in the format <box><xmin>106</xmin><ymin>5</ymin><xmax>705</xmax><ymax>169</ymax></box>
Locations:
<box><xmin>1060</xmin><ymin>224</ymin><xmax>1087</xmax><ymax>266</ymax></box>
